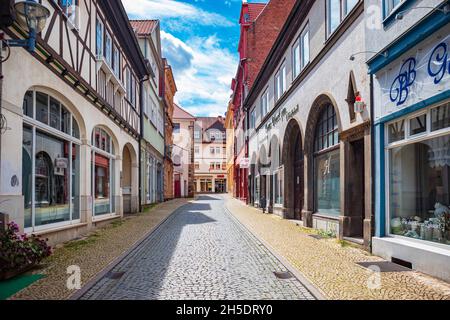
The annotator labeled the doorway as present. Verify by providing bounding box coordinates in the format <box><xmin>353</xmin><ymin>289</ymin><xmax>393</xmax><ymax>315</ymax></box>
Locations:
<box><xmin>348</xmin><ymin>138</ymin><xmax>365</xmax><ymax>238</ymax></box>
<box><xmin>174</xmin><ymin>174</ymin><xmax>181</xmax><ymax>198</ymax></box>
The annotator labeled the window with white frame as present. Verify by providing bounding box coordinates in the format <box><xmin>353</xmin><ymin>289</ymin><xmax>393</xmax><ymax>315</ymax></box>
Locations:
<box><xmin>274</xmin><ymin>63</ymin><xmax>286</xmax><ymax>101</ymax></box>
<box><xmin>250</xmin><ymin>109</ymin><xmax>256</xmax><ymax>129</ymax></box>
<box><xmin>383</xmin><ymin>0</ymin><xmax>405</xmax><ymax>17</ymax></box>
<box><xmin>273</xmin><ymin>166</ymin><xmax>284</xmax><ymax>205</ymax></box>
<box><xmin>293</xmin><ymin>25</ymin><xmax>310</xmax><ymax>79</ymax></box>
<box><xmin>105</xmin><ymin>31</ymin><xmax>112</xmax><ymax>66</ymax></box>
<box><xmin>260</xmin><ymin>89</ymin><xmax>269</xmax><ymax>118</ymax></box>
<box><xmin>327</xmin><ymin>0</ymin><xmax>359</xmax><ymax>36</ymax></box>
<box><xmin>386</xmin><ymin>102</ymin><xmax>450</xmax><ymax>246</ymax></box>
<box><xmin>96</xmin><ymin>18</ymin><xmax>104</xmax><ymax>57</ymax></box>
<box><xmin>59</xmin><ymin>0</ymin><xmax>79</xmax><ymax>29</ymax></box>
<box><xmin>22</xmin><ymin>90</ymin><xmax>81</xmax><ymax>231</ymax></box>
<box><xmin>194</xmin><ymin>145</ymin><xmax>199</xmax><ymax>154</ymax></box>
<box><xmin>216</xmin><ymin>147</ymin><xmax>221</xmax><ymax>154</ymax></box>
<box><xmin>112</xmin><ymin>46</ymin><xmax>120</xmax><ymax>79</ymax></box>
<box><xmin>210</xmin><ymin>147</ymin><xmax>215</xmax><ymax>154</ymax></box>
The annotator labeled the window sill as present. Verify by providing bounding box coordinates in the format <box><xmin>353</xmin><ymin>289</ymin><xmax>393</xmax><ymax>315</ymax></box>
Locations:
<box><xmin>30</xmin><ymin>222</ymin><xmax>88</xmax><ymax>237</ymax></box>
<box><xmin>313</xmin><ymin>213</ymin><xmax>340</xmax><ymax>221</ymax></box>
<box><xmin>95</xmin><ymin>56</ymin><xmax>126</xmax><ymax>95</ymax></box>
<box><xmin>92</xmin><ymin>214</ymin><xmax>120</xmax><ymax>223</ymax></box>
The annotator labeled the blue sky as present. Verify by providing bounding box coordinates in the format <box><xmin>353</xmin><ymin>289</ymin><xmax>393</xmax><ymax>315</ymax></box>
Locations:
<box><xmin>122</xmin><ymin>0</ymin><xmax>267</xmax><ymax>117</ymax></box>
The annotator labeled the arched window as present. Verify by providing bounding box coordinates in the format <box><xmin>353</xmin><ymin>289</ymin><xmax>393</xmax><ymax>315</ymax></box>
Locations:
<box><xmin>91</xmin><ymin>127</ymin><xmax>115</xmax><ymax>216</ymax></box>
<box><xmin>22</xmin><ymin>90</ymin><xmax>81</xmax><ymax>231</ymax></box>
<box><xmin>314</xmin><ymin>104</ymin><xmax>340</xmax><ymax>216</ymax></box>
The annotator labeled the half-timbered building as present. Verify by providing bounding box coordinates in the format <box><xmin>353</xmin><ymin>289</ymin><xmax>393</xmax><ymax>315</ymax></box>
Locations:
<box><xmin>0</xmin><ymin>0</ymin><xmax>149</xmax><ymax>244</ymax></box>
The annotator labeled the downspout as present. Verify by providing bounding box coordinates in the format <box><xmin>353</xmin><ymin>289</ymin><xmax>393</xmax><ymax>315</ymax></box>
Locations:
<box><xmin>139</xmin><ymin>76</ymin><xmax>149</xmax><ymax>212</ymax></box>
<box><xmin>369</xmin><ymin>73</ymin><xmax>375</xmax><ymax>252</ymax></box>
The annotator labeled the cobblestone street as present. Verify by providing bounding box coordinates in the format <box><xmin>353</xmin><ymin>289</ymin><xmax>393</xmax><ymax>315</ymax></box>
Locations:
<box><xmin>79</xmin><ymin>195</ymin><xmax>316</xmax><ymax>300</ymax></box>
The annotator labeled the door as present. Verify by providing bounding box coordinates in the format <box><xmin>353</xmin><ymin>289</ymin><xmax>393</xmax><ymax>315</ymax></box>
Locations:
<box><xmin>174</xmin><ymin>174</ymin><xmax>181</xmax><ymax>198</ymax></box>
<box><xmin>349</xmin><ymin>139</ymin><xmax>365</xmax><ymax>238</ymax></box>
<box><xmin>294</xmin><ymin>133</ymin><xmax>303</xmax><ymax>220</ymax></box>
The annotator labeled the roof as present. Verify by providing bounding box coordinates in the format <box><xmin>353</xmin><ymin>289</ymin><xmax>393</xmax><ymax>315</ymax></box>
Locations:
<box><xmin>173</xmin><ymin>104</ymin><xmax>195</xmax><ymax>119</ymax></box>
<box><xmin>130</xmin><ymin>20</ymin><xmax>159</xmax><ymax>36</ymax></box>
<box><xmin>196</xmin><ymin>117</ymin><xmax>225</xmax><ymax>132</ymax></box>
<box><xmin>248</xmin><ymin>3</ymin><xmax>267</xmax><ymax>21</ymax></box>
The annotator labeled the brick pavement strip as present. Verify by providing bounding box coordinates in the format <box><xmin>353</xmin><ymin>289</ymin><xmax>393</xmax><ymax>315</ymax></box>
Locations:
<box><xmin>225</xmin><ymin>195</ymin><xmax>450</xmax><ymax>300</ymax></box>
<box><xmin>10</xmin><ymin>198</ymin><xmax>191</xmax><ymax>300</ymax></box>
<box><xmin>79</xmin><ymin>195</ymin><xmax>317</xmax><ymax>300</ymax></box>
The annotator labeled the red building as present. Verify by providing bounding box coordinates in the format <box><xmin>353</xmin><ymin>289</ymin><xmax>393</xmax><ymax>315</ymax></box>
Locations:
<box><xmin>231</xmin><ymin>0</ymin><xmax>296</xmax><ymax>203</ymax></box>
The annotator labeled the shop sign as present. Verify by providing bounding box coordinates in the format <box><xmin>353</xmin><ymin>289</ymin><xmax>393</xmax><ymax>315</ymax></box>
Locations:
<box><xmin>55</xmin><ymin>158</ymin><xmax>68</xmax><ymax>169</ymax></box>
<box><xmin>376</xmin><ymin>33</ymin><xmax>450</xmax><ymax>120</ymax></box>
<box><xmin>240</xmin><ymin>158</ymin><xmax>250</xmax><ymax>169</ymax></box>
<box><xmin>264</xmin><ymin>104</ymin><xmax>299</xmax><ymax>132</ymax></box>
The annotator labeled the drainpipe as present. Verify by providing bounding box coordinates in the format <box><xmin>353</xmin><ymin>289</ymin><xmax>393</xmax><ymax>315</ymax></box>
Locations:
<box><xmin>369</xmin><ymin>73</ymin><xmax>375</xmax><ymax>252</ymax></box>
<box><xmin>139</xmin><ymin>76</ymin><xmax>149</xmax><ymax>212</ymax></box>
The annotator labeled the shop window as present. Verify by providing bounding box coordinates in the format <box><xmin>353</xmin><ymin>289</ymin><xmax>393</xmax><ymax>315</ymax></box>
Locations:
<box><xmin>23</xmin><ymin>91</ymin><xmax>33</xmax><ymax>118</ymax></box>
<box><xmin>409</xmin><ymin>114</ymin><xmax>427</xmax><ymax>136</ymax></box>
<box><xmin>36</xmin><ymin>92</ymin><xmax>49</xmax><ymax>125</ymax></box>
<box><xmin>22</xmin><ymin>91</ymin><xmax>81</xmax><ymax>231</ymax></box>
<box><xmin>431</xmin><ymin>103</ymin><xmax>450</xmax><ymax>132</ymax></box>
<box><xmin>91</xmin><ymin>127</ymin><xmax>115</xmax><ymax>216</ymax></box>
<box><xmin>274</xmin><ymin>167</ymin><xmax>284</xmax><ymax>204</ymax></box>
<box><xmin>386</xmin><ymin>102</ymin><xmax>450</xmax><ymax>246</ymax></box>
<box><xmin>389</xmin><ymin>135</ymin><xmax>450</xmax><ymax>245</ymax></box>
<box><xmin>388</xmin><ymin>120</ymin><xmax>405</xmax><ymax>143</ymax></box>
<box><xmin>314</xmin><ymin>104</ymin><xmax>340</xmax><ymax>216</ymax></box>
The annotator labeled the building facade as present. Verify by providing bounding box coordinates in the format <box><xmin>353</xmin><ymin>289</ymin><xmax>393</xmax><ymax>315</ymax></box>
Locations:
<box><xmin>172</xmin><ymin>104</ymin><xmax>195</xmax><ymax>198</ymax></box>
<box><xmin>194</xmin><ymin>117</ymin><xmax>227</xmax><ymax>194</ymax></box>
<box><xmin>163</xmin><ymin>58</ymin><xmax>176</xmax><ymax>201</ymax></box>
<box><xmin>225</xmin><ymin>102</ymin><xmax>234</xmax><ymax>195</ymax></box>
<box><xmin>130</xmin><ymin>19</ymin><xmax>165</xmax><ymax>207</ymax></box>
<box><xmin>367</xmin><ymin>0</ymin><xmax>450</xmax><ymax>281</ymax></box>
<box><xmin>231</xmin><ymin>0</ymin><xmax>296</xmax><ymax>203</ymax></box>
<box><xmin>0</xmin><ymin>0</ymin><xmax>147</xmax><ymax>244</ymax></box>
<box><xmin>246</xmin><ymin>0</ymin><xmax>372</xmax><ymax>248</ymax></box>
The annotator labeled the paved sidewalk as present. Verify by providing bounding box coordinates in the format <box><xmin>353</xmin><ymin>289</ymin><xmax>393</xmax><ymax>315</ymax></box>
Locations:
<box><xmin>10</xmin><ymin>198</ymin><xmax>191</xmax><ymax>300</ymax></box>
<box><xmin>79</xmin><ymin>195</ymin><xmax>316</xmax><ymax>300</ymax></box>
<box><xmin>225</xmin><ymin>196</ymin><xmax>450</xmax><ymax>300</ymax></box>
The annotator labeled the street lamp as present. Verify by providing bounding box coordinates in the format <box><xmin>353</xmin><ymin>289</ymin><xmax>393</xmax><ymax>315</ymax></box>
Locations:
<box><xmin>4</xmin><ymin>0</ymin><xmax>50</xmax><ymax>52</ymax></box>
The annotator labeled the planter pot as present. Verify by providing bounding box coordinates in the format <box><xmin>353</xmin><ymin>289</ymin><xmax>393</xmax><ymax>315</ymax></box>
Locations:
<box><xmin>0</xmin><ymin>264</ymin><xmax>35</xmax><ymax>281</ymax></box>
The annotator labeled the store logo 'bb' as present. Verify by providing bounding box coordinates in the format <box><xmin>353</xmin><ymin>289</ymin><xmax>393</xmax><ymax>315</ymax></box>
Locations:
<box><xmin>390</xmin><ymin>57</ymin><xmax>416</xmax><ymax>106</ymax></box>
<box><xmin>390</xmin><ymin>41</ymin><xmax>449</xmax><ymax>107</ymax></box>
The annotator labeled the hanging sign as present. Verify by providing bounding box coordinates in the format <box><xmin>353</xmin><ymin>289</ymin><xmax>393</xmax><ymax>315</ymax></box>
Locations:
<box><xmin>239</xmin><ymin>158</ymin><xmax>250</xmax><ymax>169</ymax></box>
<box><xmin>55</xmin><ymin>158</ymin><xmax>68</xmax><ymax>169</ymax></box>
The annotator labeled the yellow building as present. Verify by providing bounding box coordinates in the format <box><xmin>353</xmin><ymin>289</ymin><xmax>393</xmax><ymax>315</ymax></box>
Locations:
<box><xmin>224</xmin><ymin>101</ymin><xmax>234</xmax><ymax>196</ymax></box>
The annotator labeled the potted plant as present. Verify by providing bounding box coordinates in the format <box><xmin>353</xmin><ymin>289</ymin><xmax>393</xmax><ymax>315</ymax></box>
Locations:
<box><xmin>0</xmin><ymin>221</ymin><xmax>52</xmax><ymax>280</ymax></box>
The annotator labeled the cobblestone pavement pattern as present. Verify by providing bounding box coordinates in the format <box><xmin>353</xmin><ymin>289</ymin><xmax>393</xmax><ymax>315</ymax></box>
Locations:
<box><xmin>80</xmin><ymin>195</ymin><xmax>316</xmax><ymax>300</ymax></box>
<box><xmin>225</xmin><ymin>195</ymin><xmax>450</xmax><ymax>300</ymax></box>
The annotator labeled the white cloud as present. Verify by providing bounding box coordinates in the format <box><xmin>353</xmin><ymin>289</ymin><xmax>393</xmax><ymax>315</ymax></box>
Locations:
<box><xmin>122</xmin><ymin>0</ymin><xmax>233</xmax><ymax>28</ymax></box>
<box><xmin>161</xmin><ymin>31</ymin><xmax>237</xmax><ymax>117</ymax></box>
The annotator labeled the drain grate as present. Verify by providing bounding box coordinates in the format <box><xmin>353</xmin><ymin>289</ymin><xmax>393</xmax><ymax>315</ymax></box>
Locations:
<box><xmin>273</xmin><ymin>271</ymin><xmax>293</xmax><ymax>279</ymax></box>
<box><xmin>356</xmin><ymin>261</ymin><xmax>412</xmax><ymax>272</ymax></box>
<box><xmin>106</xmin><ymin>271</ymin><xmax>126</xmax><ymax>279</ymax></box>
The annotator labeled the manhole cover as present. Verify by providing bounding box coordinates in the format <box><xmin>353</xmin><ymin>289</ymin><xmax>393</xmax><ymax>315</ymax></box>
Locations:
<box><xmin>273</xmin><ymin>271</ymin><xmax>293</xmax><ymax>279</ymax></box>
<box><xmin>106</xmin><ymin>271</ymin><xmax>125</xmax><ymax>279</ymax></box>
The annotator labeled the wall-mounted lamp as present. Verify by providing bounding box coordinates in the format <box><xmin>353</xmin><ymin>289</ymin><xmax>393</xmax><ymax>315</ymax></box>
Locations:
<box><xmin>3</xmin><ymin>0</ymin><xmax>50</xmax><ymax>53</ymax></box>
<box><xmin>349</xmin><ymin>51</ymin><xmax>388</xmax><ymax>61</ymax></box>
<box><xmin>396</xmin><ymin>3</ymin><xmax>450</xmax><ymax>20</ymax></box>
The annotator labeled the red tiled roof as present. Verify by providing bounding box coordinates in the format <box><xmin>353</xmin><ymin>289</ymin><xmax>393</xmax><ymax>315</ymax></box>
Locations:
<box><xmin>129</xmin><ymin>20</ymin><xmax>159</xmax><ymax>36</ymax></box>
<box><xmin>173</xmin><ymin>104</ymin><xmax>195</xmax><ymax>120</ymax></box>
<box><xmin>247</xmin><ymin>3</ymin><xmax>266</xmax><ymax>21</ymax></box>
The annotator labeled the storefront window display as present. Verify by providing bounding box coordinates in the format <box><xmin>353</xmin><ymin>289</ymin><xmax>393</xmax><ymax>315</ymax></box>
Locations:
<box><xmin>314</xmin><ymin>104</ymin><xmax>340</xmax><ymax>216</ymax></box>
<box><xmin>91</xmin><ymin>127</ymin><xmax>115</xmax><ymax>216</ymax></box>
<box><xmin>22</xmin><ymin>90</ymin><xmax>81</xmax><ymax>231</ymax></box>
<box><xmin>387</xmin><ymin>102</ymin><xmax>450</xmax><ymax>245</ymax></box>
<box><xmin>274</xmin><ymin>167</ymin><xmax>284</xmax><ymax>204</ymax></box>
